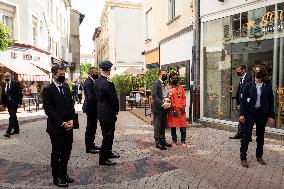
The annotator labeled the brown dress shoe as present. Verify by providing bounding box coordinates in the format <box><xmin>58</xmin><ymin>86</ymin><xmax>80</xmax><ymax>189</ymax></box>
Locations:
<box><xmin>256</xmin><ymin>158</ymin><xmax>266</xmax><ymax>165</ymax></box>
<box><xmin>241</xmin><ymin>160</ymin><xmax>249</xmax><ymax>168</ymax></box>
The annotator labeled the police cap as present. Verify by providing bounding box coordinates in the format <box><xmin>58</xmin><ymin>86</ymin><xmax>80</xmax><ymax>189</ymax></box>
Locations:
<box><xmin>99</xmin><ymin>61</ymin><xmax>113</xmax><ymax>70</ymax></box>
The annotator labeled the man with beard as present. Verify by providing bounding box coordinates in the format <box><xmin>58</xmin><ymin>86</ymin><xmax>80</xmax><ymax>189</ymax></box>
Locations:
<box><xmin>83</xmin><ymin>67</ymin><xmax>100</xmax><ymax>154</ymax></box>
<box><xmin>151</xmin><ymin>69</ymin><xmax>172</xmax><ymax>150</ymax></box>
<box><xmin>230</xmin><ymin>65</ymin><xmax>252</xmax><ymax>140</ymax></box>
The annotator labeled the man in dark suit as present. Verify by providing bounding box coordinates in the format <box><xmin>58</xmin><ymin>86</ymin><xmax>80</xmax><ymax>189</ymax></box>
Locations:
<box><xmin>0</xmin><ymin>72</ymin><xmax>23</xmax><ymax>138</ymax></box>
<box><xmin>42</xmin><ymin>65</ymin><xmax>75</xmax><ymax>187</ymax></box>
<box><xmin>230</xmin><ymin>65</ymin><xmax>252</xmax><ymax>139</ymax></box>
<box><xmin>71</xmin><ymin>81</ymin><xmax>78</xmax><ymax>102</ymax></box>
<box><xmin>83</xmin><ymin>67</ymin><xmax>100</xmax><ymax>154</ymax></box>
<box><xmin>77</xmin><ymin>80</ymin><xmax>83</xmax><ymax>104</ymax></box>
<box><xmin>94</xmin><ymin>61</ymin><xmax>120</xmax><ymax>166</ymax></box>
<box><xmin>151</xmin><ymin>69</ymin><xmax>172</xmax><ymax>150</ymax></box>
<box><xmin>239</xmin><ymin>65</ymin><xmax>274</xmax><ymax>168</ymax></box>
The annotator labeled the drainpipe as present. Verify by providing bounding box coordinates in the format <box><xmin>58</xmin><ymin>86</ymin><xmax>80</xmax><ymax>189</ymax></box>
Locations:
<box><xmin>193</xmin><ymin>0</ymin><xmax>200</xmax><ymax>122</ymax></box>
<box><xmin>159</xmin><ymin>44</ymin><xmax>161</xmax><ymax>69</ymax></box>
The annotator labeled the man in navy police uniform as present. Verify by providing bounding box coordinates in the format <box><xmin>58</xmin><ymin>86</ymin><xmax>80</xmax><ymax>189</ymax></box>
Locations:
<box><xmin>94</xmin><ymin>61</ymin><xmax>120</xmax><ymax>166</ymax></box>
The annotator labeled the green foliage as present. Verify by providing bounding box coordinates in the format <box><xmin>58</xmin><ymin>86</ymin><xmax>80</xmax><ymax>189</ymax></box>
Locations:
<box><xmin>80</xmin><ymin>63</ymin><xmax>92</xmax><ymax>77</ymax></box>
<box><xmin>0</xmin><ymin>22</ymin><xmax>13</xmax><ymax>51</ymax></box>
<box><xmin>131</xmin><ymin>75</ymin><xmax>144</xmax><ymax>90</ymax></box>
<box><xmin>143</xmin><ymin>68</ymin><xmax>159</xmax><ymax>90</ymax></box>
<box><xmin>112</xmin><ymin>75</ymin><xmax>132</xmax><ymax>95</ymax></box>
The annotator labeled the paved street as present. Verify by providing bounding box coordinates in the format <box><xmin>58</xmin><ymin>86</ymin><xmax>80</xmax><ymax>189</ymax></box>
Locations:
<box><xmin>0</xmin><ymin>111</ymin><xmax>284</xmax><ymax>189</ymax></box>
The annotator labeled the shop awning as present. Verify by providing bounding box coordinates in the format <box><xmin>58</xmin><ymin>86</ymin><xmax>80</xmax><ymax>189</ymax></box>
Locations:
<box><xmin>0</xmin><ymin>61</ymin><xmax>50</xmax><ymax>81</ymax></box>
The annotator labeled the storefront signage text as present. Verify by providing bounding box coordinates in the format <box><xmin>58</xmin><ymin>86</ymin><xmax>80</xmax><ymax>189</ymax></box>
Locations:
<box><xmin>247</xmin><ymin>9</ymin><xmax>284</xmax><ymax>33</ymax></box>
<box><xmin>261</xmin><ymin>10</ymin><xmax>283</xmax><ymax>27</ymax></box>
<box><xmin>11</xmin><ymin>52</ymin><xmax>17</xmax><ymax>59</ymax></box>
<box><xmin>33</xmin><ymin>56</ymin><xmax>40</xmax><ymax>62</ymax></box>
<box><xmin>23</xmin><ymin>54</ymin><xmax>32</xmax><ymax>60</ymax></box>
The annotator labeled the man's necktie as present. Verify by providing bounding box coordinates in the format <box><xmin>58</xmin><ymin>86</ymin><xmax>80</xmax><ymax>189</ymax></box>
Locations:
<box><xmin>6</xmin><ymin>83</ymin><xmax>10</xmax><ymax>96</ymax></box>
<box><xmin>58</xmin><ymin>86</ymin><xmax>64</xmax><ymax>96</ymax></box>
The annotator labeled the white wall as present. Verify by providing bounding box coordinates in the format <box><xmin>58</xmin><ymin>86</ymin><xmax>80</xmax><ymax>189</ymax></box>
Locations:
<box><xmin>201</xmin><ymin>0</ymin><xmax>284</xmax><ymax>22</ymax></box>
<box><xmin>160</xmin><ymin>31</ymin><xmax>193</xmax><ymax>66</ymax></box>
<box><xmin>115</xmin><ymin>7</ymin><xmax>143</xmax><ymax>67</ymax></box>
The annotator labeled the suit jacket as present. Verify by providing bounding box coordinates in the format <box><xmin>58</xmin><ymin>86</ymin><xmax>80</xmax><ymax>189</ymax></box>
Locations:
<box><xmin>0</xmin><ymin>80</ymin><xmax>23</xmax><ymax>107</ymax></box>
<box><xmin>151</xmin><ymin>80</ymin><xmax>165</xmax><ymax>114</ymax></box>
<box><xmin>94</xmin><ymin>75</ymin><xmax>119</xmax><ymax>123</ymax></box>
<box><xmin>42</xmin><ymin>82</ymin><xmax>75</xmax><ymax>134</ymax></box>
<box><xmin>236</xmin><ymin>74</ymin><xmax>252</xmax><ymax>105</ymax></box>
<box><xmin>240</xmin><ymin>81</ymin><xmax>275</xmax><ymax>118</ymax></box>
<box><xmin>82</xmin><ymin>77</ymin><xmax>97</xmax><ymax>114</ymax></box>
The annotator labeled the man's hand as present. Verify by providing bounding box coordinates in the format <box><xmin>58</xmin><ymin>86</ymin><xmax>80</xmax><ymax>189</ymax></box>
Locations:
<box><xmin>239</xmin><ymin>116</ymin><xmax>245</xmax><ymax>123</ymax></box>
<box><xmin>18</xmin><ymin>104</ymin><xmax>21</xmax><ymax>108</ymax></box>
<box><xmin>162</xmin><ymin>103</ymin><xmax>170</xmax><ymax>109</ymax></box>
<box><xmin>268</xmin><ymin>118</ymin><xmax>274</xmax><ymax>125</ymax></box>
<box><xmin>63</xmin><ymin>121</ymin><xmax>73</xmax><ymax>130</ymax></box>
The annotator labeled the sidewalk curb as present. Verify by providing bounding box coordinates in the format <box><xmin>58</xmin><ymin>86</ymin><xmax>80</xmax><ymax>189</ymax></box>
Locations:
<box><xmin>0</xmin><ymin>115</ymin><xmax>47</xmax><ymax>126</ymax></box>
<box><xmin>129</xmin><ymin>110</ymin><xmax>153</xmax><ymax>125</ymax></box>
<box><xmin>199</xmin><ymin>119</ymin><xmax>284</xmax><ymax>141</ymax></box>
<box><xmin>0</xmin><ymin>111</ymin><xmax>84</xmax><ymax>126</ymax></box>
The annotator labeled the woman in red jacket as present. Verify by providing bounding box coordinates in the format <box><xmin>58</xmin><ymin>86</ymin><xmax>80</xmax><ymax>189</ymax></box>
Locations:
<box><xmin>167</xmin><ymin>72</ymin><xmax>188</xmax><ymax>147</ymax></box>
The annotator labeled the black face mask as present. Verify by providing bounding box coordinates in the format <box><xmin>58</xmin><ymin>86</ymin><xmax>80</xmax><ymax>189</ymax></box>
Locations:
<box><xmin>236</xmin><ymin>72</ymin><xmax>242</xmax><ymax>76</ymax></box>
<box><xmin>57</xmin><ymin>76</ymin><xmax>65</xmax><ymax>83</ymax></box>
<box><xmin>5</xmin><ymin>79</ymin><xmax>10</xmax><ymax>82</ymax></box>
<box><xmin>92</xmin><ymin>74</ymin><xmax>99</xmax><ymax>80</ymax></box>
<box><xmin>172</xmin><ymin>79</ymin><xmax>179</xmax><ymax>85</ymax></box>
<box><xmin>161</xmin><ymin>74</ymin><xmax>167</xmax><ymax>81</ymax></box>
<box><xmin>255</xmin><ymin>72</ymin><xmax>263</xmax><ymax>79</ymax></box>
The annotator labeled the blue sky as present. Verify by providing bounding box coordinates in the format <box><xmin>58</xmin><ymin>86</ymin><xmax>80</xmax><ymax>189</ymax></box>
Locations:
<box><xmin>71</xmin><ymin>0</ymin><xmax>143</xmax><ymax>55</ymax></box>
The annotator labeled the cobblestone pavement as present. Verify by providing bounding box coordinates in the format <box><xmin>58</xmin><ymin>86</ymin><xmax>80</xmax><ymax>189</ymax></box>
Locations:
<box><xmin>0</xmin><ymin>111</ymin><xmax>284</xmax><ymax>189</ymax></box>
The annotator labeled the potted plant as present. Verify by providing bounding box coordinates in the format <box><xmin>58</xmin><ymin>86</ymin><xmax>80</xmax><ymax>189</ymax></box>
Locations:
<box><xmin>112</xmin><ymin>75</ymin><xmax>132</xmax><ymax>111</ymax></box>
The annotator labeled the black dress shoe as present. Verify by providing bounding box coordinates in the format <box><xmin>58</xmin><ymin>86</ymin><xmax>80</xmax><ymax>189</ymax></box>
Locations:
<box><xmin>229</xmin><ymin>134</ymin><xmax>242</xmax><ymax>139</ymax></box>
<box><xmin>156</xmin><ymin>144</ymin><xmax>167</xmax><ymax>150</ymax></box>
<box><xmin>11</xmin><ymin>130</ymin><xmax>19</xmax><ymax>135</ymax></box>
<box><xmin>53</xmin><ymin>177</ymin><xmax>68</xmax><ymax>187</ymax></box>
<box><xmin>4</xmin><ymin>133</ymin><xmax>10</xmax><ymax>138</ymax></box>
<box><xmin>86</xmin><ymin>148</ymin><xmax>100</xmax><ymax>154</ymax></box>
<box><xmin>92</xmin><ymin>144</ymin><xmax>101</xmax><ymax>150</ymax></box>
<box><xmin>161</xmin><ymin>141</ymin><xmax>172</xmax><ymax>147</ymax></box>
<box><xmin>63</xmin><ymin>174</ymin><xmax>74</xmax><ymax>183</ymax></box>
<box><xmin>99</xmin><ymin>159</ymin><xmax>116</xmax><ymax>166</ymax></box>
<box><xmin>109</xmin><ymin>152</ymin><xmax>120</xmax><ymax>159</ymax></box>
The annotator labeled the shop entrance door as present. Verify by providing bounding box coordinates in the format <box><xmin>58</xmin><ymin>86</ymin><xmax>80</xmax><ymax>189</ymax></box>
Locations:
<box><xmin>230</xmin><ymin>39</ymin><xmax>274</xmax><ymax>122</ymax></box>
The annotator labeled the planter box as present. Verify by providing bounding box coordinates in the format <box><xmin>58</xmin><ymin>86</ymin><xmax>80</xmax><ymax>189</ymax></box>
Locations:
<box><xmin>119</xmin><ymin>93</ymin><xmax>126</xmax><ymax>111</ymax></box>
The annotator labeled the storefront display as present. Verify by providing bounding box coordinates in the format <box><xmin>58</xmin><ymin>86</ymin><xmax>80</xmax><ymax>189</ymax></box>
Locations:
<box><xmin>203</xmin><ymin>2</ymin><xmax>284</xmax><ymax>129</ymax></box>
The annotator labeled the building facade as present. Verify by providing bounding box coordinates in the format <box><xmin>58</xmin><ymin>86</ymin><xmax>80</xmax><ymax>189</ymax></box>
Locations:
<box><xmin>143</xmin><ymin>0</ymin><xmax>195</xmax><ymax>121</ymax></box>
<box><xmin>0</xmin><ymin>0</ymin><xmax>74</xmax><ymax>82</ymax></box>
<box><xmin>80</xmin><ymin>54</ymin><xmax>95</xmax><ymax>65</ymax></box>
<box><xmin>96</xmin><ymin>0</ymin><xmax>144</xmax><ymax>70</ymax></box>
<box><xmin>69</xmin><ymin>9</ymin><xmax>84</xmax><ymax>80</ymax></box>
<box><xmin>200</xmin><ymin>0</ymin><xmax>284</xmax><ymax>129</ymax></box>
<box><xmin>93</xmin><ymin>27</ymin><xmax>102</xmax><ymax>69</ymax></box>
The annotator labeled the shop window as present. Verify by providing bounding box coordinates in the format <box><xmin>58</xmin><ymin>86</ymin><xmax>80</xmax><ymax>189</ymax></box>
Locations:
<box><xmin>232</xmin><ymin>14</ymin><xmax>240</xmax><ymax>39</ymax></box>
<box><xmin>241</xmin><ymin>12</ymin><xmax>248</xmax><ymax>37</ymax></box>
<box><xmin>223</xmin><ymin>16</ymin><xmax>231</xmax><ymax>42</ymax></box>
